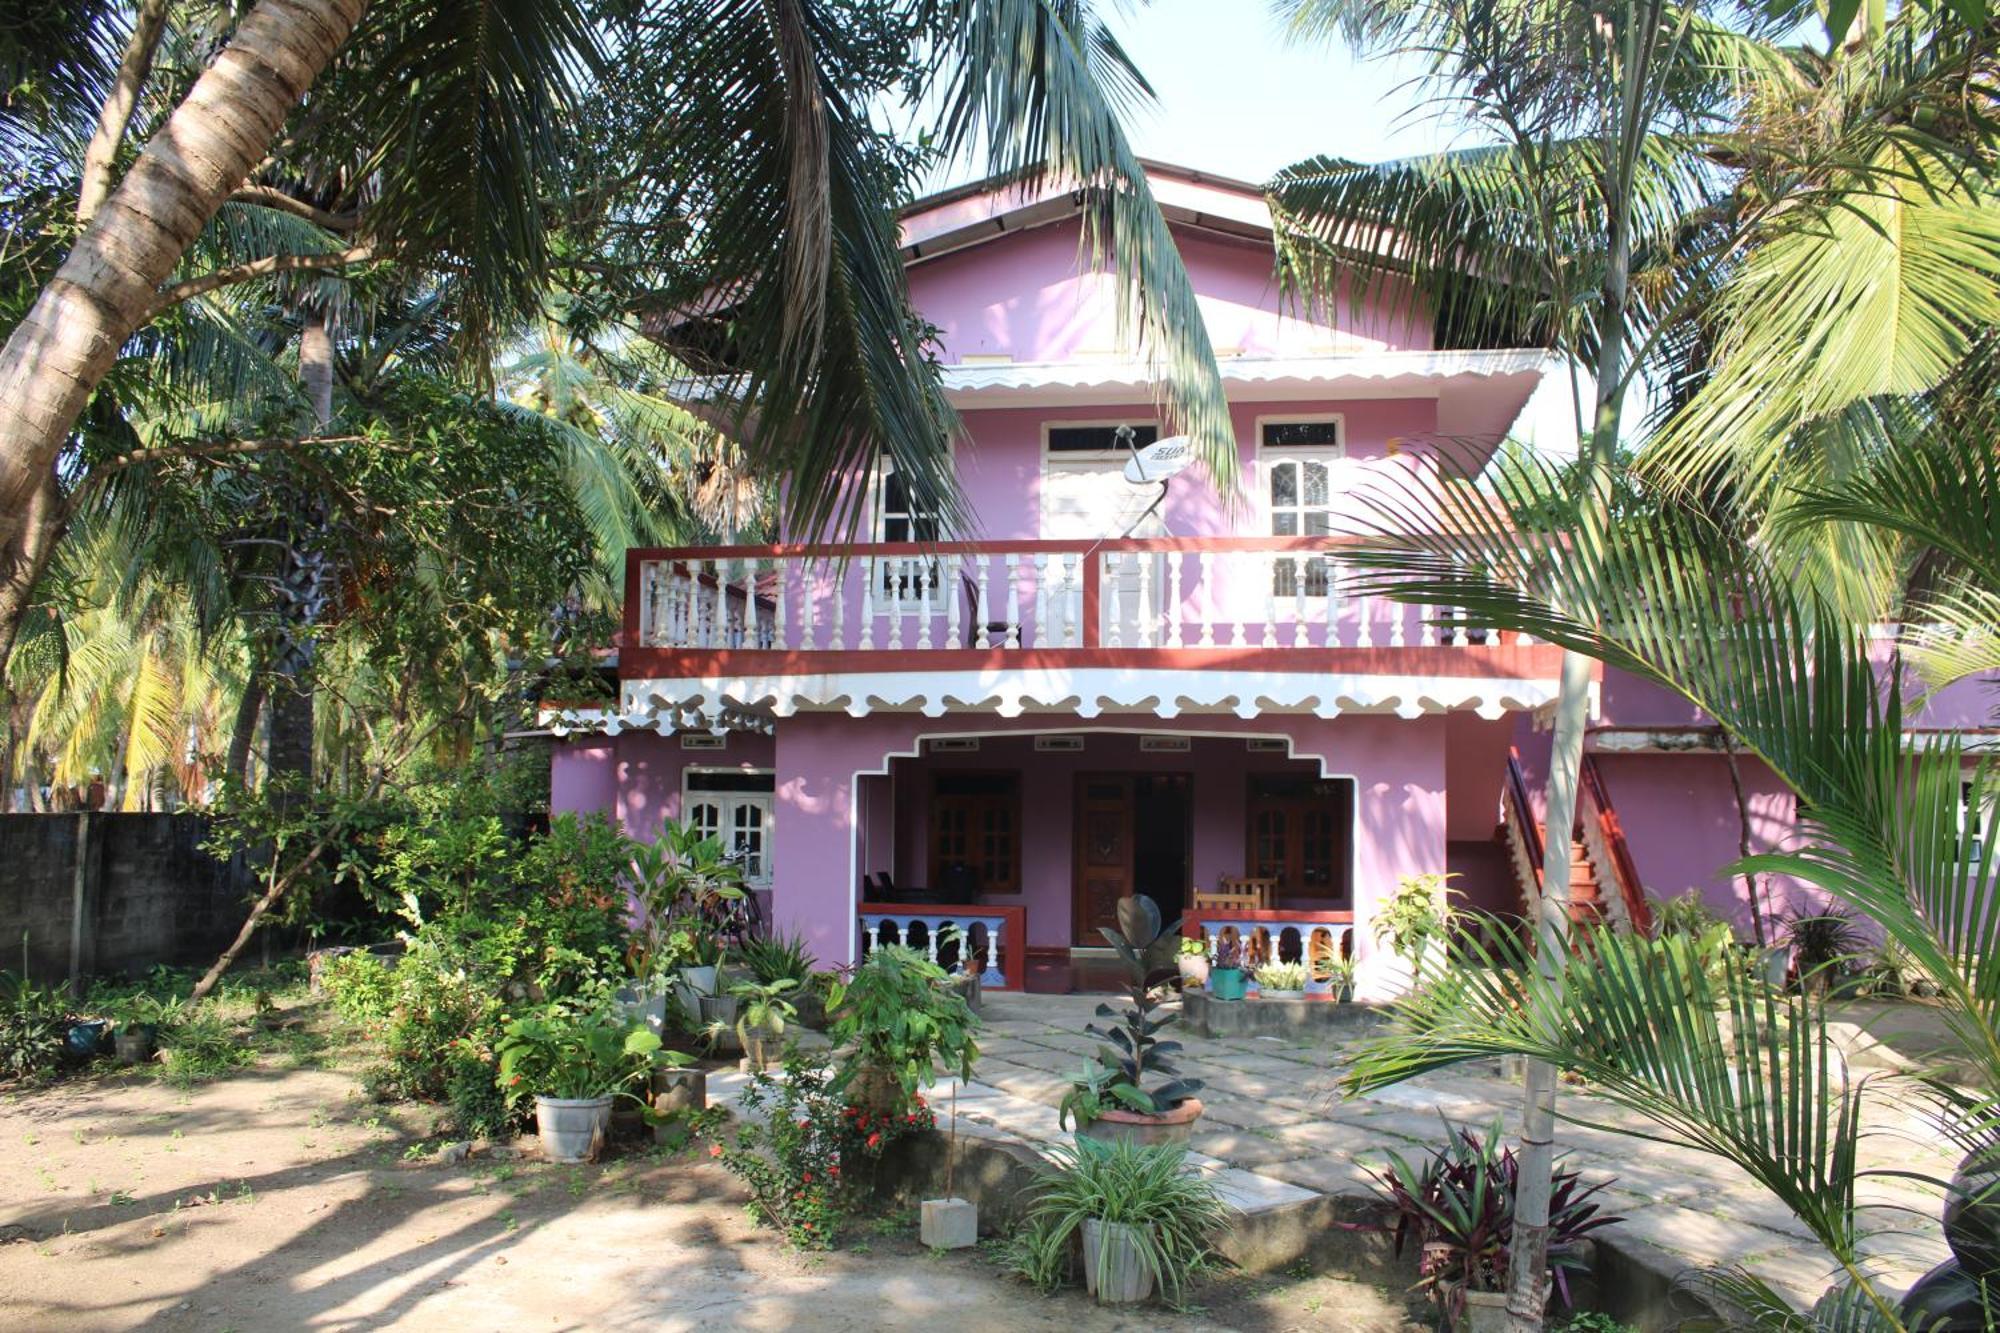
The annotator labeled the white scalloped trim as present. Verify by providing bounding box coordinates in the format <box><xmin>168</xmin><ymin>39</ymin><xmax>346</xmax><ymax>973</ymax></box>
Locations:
<box><xmin>540</xmin><ymin>668</ymin><xmax>1571</xmax><ymax>735</ymax></box>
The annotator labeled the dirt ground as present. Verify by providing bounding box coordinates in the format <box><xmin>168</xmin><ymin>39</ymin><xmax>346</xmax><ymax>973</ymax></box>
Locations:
<box><xmin>0</xmin><ymin>1029</ymin><xmax>1429</xmax><ymax>1331</ymax></box>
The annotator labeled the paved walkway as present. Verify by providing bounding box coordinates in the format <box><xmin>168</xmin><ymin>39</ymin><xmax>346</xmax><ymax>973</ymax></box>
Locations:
<box><xmin>912</xmin><ymin>991</ymin><xmax>1952</xmax><ymax>1309</ymax></box>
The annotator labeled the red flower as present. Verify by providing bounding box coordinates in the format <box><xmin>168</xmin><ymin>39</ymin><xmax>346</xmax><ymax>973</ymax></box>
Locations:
<box><xmin>708</xmin><ymin>1143</ymin><xmax>724</xmax><ymax>1158</ymax></box>
<box><xmin>829</xmin><ymin>1165</ymin><xmax>840</xmax><ymax>1177</ymax></box>
<box><xmin>801</xmin><ymin>1172</ymin><xmax>812</xmax><ymax>1183</ymax></box>
<box><xmin>866</xmin><ymin>1132</ymin><xmax>881</xmax><ymax>1149</ymax></box>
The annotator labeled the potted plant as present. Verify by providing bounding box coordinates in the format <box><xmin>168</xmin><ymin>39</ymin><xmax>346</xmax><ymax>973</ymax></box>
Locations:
<box><xmin>828</xmin><ymin>945</ymin><xmax>975</xmax><ymax>1117</ymax></box>
<box><xmin>1312</xmin><ymin>954</ymin><xmax>1357</xmax><ymax>1002</ymax></box>
<box><xmin>1063</xmin><ymin>894</ymin><xmax>1205</xmax><ymax>1147</ymax></box>
<box><xmin>1176</xmin><ymin>936</ymin><xmax>1209</xmax><ymax>988</ymax></box>
<box><xmin>1208</xmin><ymin>935</ymin><xmax>1247</xmax><ymax>1001</ymax></box>
<box><xmin>1375</xmin><ymin>871</ymin><xmax>1460</xmax><ymax>988</ymax></box>
<box><xmin>110</xmin><ymin>993</ymin><xmax>174</xmax><ymax>1063</ymax></box>
<box><xmin>730</xmin><ymin>976</ymin><xmax>798</xmax><ymax>1070</ymax></box>
<box><xmin>495</xmin><ymin>1007</ymin><xmax>663</xmax><ymax>1163</ymax></box>
<box><xmin>1007</xmin><ymin>1139</ymin><xmax>1228</xmax><ymax>1306</ymax></box>
<box><xmin>1373</xmin><ymin>1118</ymin><xmax>1619</xmax><ymax>1331</ymax></box>
<box><xmin>1254</xmin><ymin>960</ymin><xmax>1307</xmax><ymax>999</ymax></box>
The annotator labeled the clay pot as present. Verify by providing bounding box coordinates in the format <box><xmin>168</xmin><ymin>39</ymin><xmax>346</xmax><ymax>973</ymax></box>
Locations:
<box><xmin>1077</xmin><ymin>1098</ymin><xmax>1204</xmax><ymax>1149</ymax></box>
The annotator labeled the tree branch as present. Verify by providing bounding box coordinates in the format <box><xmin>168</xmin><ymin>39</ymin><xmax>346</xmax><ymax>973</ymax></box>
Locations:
<box><xmin>227</xmin><ymin>185</ymin><xmax>363</xmax><ymax>232</ymax></box>
<box><xmin>149</xmin><ymin>245</ymin><xmax>376</xmax><ymax>316</ymax></box>
<box><xmin>92</xmin><ymin>434</ymin><xmax>373</xmax><ymax>476</ymax></box>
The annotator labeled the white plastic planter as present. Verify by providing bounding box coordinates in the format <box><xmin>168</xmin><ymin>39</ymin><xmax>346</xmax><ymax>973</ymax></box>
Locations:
<box><xmin>536</xmin><ymin>1095</ymin><xmax>612</xmax><ymax>1163</ymax></box>
<box><xmin>1081</xmin><ymin>1218</ymin><xmax>1154</xmax><ymax>1304</ymax></box>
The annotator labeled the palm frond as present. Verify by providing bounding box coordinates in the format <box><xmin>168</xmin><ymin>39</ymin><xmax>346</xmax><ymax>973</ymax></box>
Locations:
<box><xmin>930</xmin><ymin>0</ymin><xmax>1236</xmax><ymax>492</ymax></box>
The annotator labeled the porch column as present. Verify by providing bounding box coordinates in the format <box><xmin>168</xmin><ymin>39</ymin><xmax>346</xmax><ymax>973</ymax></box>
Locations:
<box><xmin>1288</xmin><ymin>714</ymin><xmax>1447</xmax><ymax>1000</ymax></box>
<box><xmin>770</xmin><ymin>714</ymin><xmax>924</xmax><ymax>969</ymax></box>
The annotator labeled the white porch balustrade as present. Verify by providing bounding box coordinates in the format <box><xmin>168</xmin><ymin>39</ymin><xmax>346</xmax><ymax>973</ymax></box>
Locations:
<box><xmin>856</xmin><ymin>904</ymin><xmax>1022</xmax><ymax>990</ymax></box>
<box><xmin>632</xmin><ymin>540</ymin><xmax>1508</xmax><ymax>658</ymax></box>
<box><xmin>1184</xmin><ymin>909</ymin><xmax>1355</xmax><ymax>987</ymax></box>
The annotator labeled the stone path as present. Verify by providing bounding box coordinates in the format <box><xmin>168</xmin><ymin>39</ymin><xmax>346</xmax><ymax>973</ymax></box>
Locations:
<box><xmin>925</xmin><ymin>992</ymin><xmax>1955</xmax><ymax>1310</ymax></box>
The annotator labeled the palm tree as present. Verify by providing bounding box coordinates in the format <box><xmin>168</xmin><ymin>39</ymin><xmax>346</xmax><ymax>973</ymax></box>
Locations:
<box><xmin>1267</xmin><ymin>1</ymin><xmax>1800</xmax><ymax>1316</ymax></box>
<box><xmin>0</xmin><ymin>0</ymin><xmax>1235</xmax><ymax>681</ymax></box>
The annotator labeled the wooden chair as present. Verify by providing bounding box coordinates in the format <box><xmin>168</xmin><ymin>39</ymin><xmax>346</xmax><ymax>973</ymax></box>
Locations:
<box><xmin>1190</xmin><ymin>889</ymin><xmax>1263</xmax><ymax>914</ymax></box>
<box><xmin>1218</xmin><ymin>875</ymin><xmax>1278</xmax><ymax>909</ymax></box>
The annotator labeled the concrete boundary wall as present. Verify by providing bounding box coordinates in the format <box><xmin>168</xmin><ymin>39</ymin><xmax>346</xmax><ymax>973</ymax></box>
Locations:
<box><xmin>0</xmin><ymin>814</ymin><xmax>254</xmax><ymax>987</ymax></box>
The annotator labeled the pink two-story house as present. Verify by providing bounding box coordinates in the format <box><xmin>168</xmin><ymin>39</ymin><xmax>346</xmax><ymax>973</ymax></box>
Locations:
<box><xmin>541</xmin><ymin>162</ymin><xmax>1991</xmax><ymax>994</ymax></box>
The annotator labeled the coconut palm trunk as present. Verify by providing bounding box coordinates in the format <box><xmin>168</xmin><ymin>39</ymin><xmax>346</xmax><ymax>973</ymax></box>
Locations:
<box><xmin>266</xmin><ymin>312</ymin><xmax>335</xmax><ymax>799</ymax></box>
<box><xmin>0</xmin><ymin>0</ymin><xmax>369</xmax><ymax>666</ymax></box>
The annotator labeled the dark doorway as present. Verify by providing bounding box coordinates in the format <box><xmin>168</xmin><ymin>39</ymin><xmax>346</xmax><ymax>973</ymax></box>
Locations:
<box><xmin>1132</xmin><ymin>773</ymin><xmax>1192</xmax><ymax>921</ymax></box>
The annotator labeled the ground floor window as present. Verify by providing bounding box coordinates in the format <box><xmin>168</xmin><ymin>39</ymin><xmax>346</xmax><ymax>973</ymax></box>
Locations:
<box><xmin>929</xmin><ymin>771</ymin><xmax>1021</xmax><ymax>895</ymax></box>
<box><xmin>1246</xmin><ymin>773</ymin><xmax>1353</xmax><ymax>899</ymax></box>
<box><xmin>683</xmin><ymin>768</ymin><xmax>775</xmax><ymax>889</ymax></box>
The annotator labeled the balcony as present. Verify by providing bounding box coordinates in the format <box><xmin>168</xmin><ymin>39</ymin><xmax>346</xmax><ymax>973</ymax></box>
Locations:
<box><xmin>592</xmin><ymin>538</ymin><xmax>1571</xmax><ymax>724</ymax></box>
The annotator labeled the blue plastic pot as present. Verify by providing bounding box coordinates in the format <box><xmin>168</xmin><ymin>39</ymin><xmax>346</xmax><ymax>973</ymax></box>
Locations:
<box><xmin>65</xmin><ymin>1019</ymin><xmax>110</xmax><ymax>1059</ymax></box>
<box><xmin>1209</xmin><ymin>966</ymin><xmax>1247</xmax><ymax>1001</ymax></box>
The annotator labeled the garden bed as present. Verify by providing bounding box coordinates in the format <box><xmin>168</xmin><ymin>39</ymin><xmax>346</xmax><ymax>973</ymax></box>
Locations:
<box><xmin>1181</xmin><ymin>989</ymin><xmax>1392</xmax><ymax>1039</ymax></box>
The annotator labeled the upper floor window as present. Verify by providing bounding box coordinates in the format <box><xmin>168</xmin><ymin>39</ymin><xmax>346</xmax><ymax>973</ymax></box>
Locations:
<box><xmin>1263</xmin><ymin>418</ymin><xmax>1345</xmax><ymax>597</ymax></box>
<box><xmin>1047</xmin><ymin>424</ymin><xmax>1158</xmax><ymax>456</ymax></box>
<box><xmin>1957</xmin><ymin>776</ymin><xmax>1989</xmax><ymax>868</ymax></box>
<box><xmin>876</xmin><ymin>457</ymin><xmax>942</xmax><ymax>544</ymax></box>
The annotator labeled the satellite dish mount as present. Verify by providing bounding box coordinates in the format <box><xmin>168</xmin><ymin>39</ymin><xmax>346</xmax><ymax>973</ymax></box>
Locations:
<box><xmin>1113</xmin><ymin>426</ymin><xmax>1195</xmax><ymax>539</ymax></box>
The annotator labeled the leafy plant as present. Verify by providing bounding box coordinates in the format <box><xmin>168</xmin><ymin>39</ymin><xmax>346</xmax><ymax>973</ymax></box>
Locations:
<box><xmin>1005</xmin><ymin>1138</ymin><xmax>1229</xmax><ymax>1306</ymax></box>
<box><xmin>1254</xmin><ymin>961</ymin><xmax>1307</xmax><ymax>992</ymax></box>
<box><xmin>1179</xmin><ymin>936</ymin><xmax>1207</xmax><ymax>957</ymax></box>
<box><xmin>829</xmin><ymin>945</ymin><xmax>976</xmax><ymax>1115</ymax></box>
<box><xmin>494</xmin><ymin>1007</ymin><xmax>663</xmax><ymax>1103</ymax></box>
<box><xmin>0</xmin><ymin>964</ymin><xmax>70</xmax><ymax>1082</ymax></box>
<box><xmin>1312</xmin><ymin>953</ymin><xmax>1356</xmax><ymax>991</ymax></box>
<box><xmin>706</xmin><ymin>1051</ymin><xmax>934</xmax><ymax>1250</ymax></box>
<box><xmin>1077</xmin><ymin>894</ymin><xmax>1202</xmax><ymax>1117</ymax></box>
<box><xmin>734</xmin><ymin>931</ymin><xmax>817</xmax><ymax>987</ymax></box>
<box><xmin>1210</xmin><ymin>935</ymin><xmax>1243</xmax><ymax>970</ymax></box>
<box><xmin>626</xmin><ymin>820</ymin><xmax>750</xmax><ymax>979</ymax></box>
<box><xmin>1552</xmin><ymin>1314</ymin><xmax>1639</xmax><ymax>1333</ymax></box>
<box><xmin>1373</xmin><ymin>872</ymin><xmax>1458</xmax><ymax>981</ymax></box>
<box><xmin>1780</xmin><ymin>902</ymin><xmax>1868</xmax><ymax>992</ymax></box>
<box><xmin>1371</xmin><ymin>1118</ymin><xmax>1618</xmax><ymax>1317</ymax></box>
<box><xmin>156</xmin><ymin>1004</ymin><xmax>254</xmax><ymax>1087</ymax></box>
<box><xmin>729</xmin><ymin>977</ymin><xmax>799</xmax><ymax>1050</ymax></box>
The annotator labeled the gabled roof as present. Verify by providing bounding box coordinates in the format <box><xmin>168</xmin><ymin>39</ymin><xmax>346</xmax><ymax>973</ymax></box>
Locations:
<box><xmin>897</xmin><ymin>160</ymin><xmax>1278</xmax><ymax>266</ymax></box>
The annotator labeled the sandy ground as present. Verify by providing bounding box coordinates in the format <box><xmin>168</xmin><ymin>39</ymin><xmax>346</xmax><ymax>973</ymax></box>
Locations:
<box><xmin>0</xmin><ymin>1045</ymin><xmax>1427</xmax><ymax>1331</ymax></box>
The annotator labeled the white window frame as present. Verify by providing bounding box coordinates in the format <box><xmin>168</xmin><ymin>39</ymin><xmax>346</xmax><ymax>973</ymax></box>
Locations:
<box><xmin>866</xmin><ymin>453</ymin><xmax>951</xmax><ymax>614</ymax></box>
<box><xmin>1256</xmin><ymin>414</ymin><xmax>1347</xmax><ymax>599</ymax></box>
<box><xmin>681</xmin><ymin>767</ymin><xmax>777</xmax><ymax>891</ymax></box>
<box><xmin>1039</xmin><ymin>418</ymin><xmax>1163</xmax><ymax>466</ymax></box>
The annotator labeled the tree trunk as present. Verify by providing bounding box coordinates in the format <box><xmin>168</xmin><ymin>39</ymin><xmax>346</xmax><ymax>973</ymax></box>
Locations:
<box><xmin>1506</xmin><ymin>22</ymin><xmax>1644</xmax><ymax>1323</ymax></box>
<box><xmin>76</xmin><ymin>0</ymin><xmax>173</xmax><ymax>224</ymax></box>
<box><xmin>0</xmin><ymin>0</ymin><xmax>368</xmax><ymax>646</ymax></box>
<box><xmin>265</xmin><ymin>312</ymin><xmax>334</xmax><ymax>800</ymax></box>
<box><xmin>1722</xmin><ymin>730</ymin><xmax>1769</xmax><ymax>948</ymax></box>
<box><xmin>226</xmin><ymin>677</ymin><xmax>266</xmax><ymax>788</ymax></box>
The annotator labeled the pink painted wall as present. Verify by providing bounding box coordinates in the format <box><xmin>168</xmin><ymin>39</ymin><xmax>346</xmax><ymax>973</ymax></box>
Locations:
<box><xmin>951</xmin><ymin>395</ymin><xmax>1440</xmax><ymax>541</ymax></box>
<box><xmin>550</xmin><ymin>737</ymin><xmax>618</xmax><ymax>820</ymax></box>
<box><xmin>905</xmin><ymin>223</ymin><xmax>1428</xmax><ymax>366</ymax></box>
<box><xmin>764</xmin><ymin>713</ymin><xmax>1447</xmax><ymax>970</ymax></box>
<box><xmin>1601</xmin><ymin>658</ymin><xmax>1998</xmax><ymax>733</ymax></box>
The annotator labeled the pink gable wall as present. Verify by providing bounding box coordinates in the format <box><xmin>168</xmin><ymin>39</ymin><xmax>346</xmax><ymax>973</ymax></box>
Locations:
<box><xmin>906</xmin><ymin>222</ymin><xmax>1428</xmax><ymax>366</ymax></box>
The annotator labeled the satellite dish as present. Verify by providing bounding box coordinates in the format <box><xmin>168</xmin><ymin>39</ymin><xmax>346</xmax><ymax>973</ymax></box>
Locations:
<box><xmin>1122</xmin><ymin>435</ymin><xmax>1195</xmax><ymax>484</ymax></box>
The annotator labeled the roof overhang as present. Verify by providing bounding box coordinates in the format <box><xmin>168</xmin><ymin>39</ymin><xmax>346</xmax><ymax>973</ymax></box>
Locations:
<box><xmin>937</xmin><ymin>348</ymin><xmax>1546</xmax><ymax>408</ymax></box>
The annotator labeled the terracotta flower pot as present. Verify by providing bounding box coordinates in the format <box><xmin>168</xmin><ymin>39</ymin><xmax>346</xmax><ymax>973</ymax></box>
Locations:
<box><xmin>1077</xmin><ymin>1097</ymin><xmax>1204</xmax><ymax>1149</ymax></box>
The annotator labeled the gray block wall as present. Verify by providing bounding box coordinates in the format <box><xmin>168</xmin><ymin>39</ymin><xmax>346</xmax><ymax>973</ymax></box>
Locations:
<box><xmin>0</xmin><ymin>814</ymin><xmax>254</xmax><ymax>985</ymax></box>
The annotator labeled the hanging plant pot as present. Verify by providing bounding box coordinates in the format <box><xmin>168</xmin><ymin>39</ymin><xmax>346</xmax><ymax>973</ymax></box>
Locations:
<box><xmin>535</xmin><ymin>1095</ymin><xmax>612</xmax><ymax>1163</ymax></box>
<box><xmin>1081</xmin><ymin>1219</ymin><xmax>1154</xmax><ymax>1304</ymax></box>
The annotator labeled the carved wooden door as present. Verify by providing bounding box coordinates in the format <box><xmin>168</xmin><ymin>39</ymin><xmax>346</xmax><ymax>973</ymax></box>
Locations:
<box><xmin>1073</xmin><ymin>775</ymin><xmax>1133</xmax><ymax>943</ymax></box>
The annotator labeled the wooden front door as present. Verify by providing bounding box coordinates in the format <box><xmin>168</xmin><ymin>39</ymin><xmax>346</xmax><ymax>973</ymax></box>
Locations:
<box><xmin>1074</xmin><ymin>775</ymin><xmax>1134</xmax><ymax>944</ymax></box>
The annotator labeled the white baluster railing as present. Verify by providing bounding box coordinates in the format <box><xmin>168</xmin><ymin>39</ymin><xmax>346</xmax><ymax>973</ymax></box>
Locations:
<box><xmin>857</xmin><ymin>908</ymin><xmax>1013</xmax><ymax>988</ymax></box>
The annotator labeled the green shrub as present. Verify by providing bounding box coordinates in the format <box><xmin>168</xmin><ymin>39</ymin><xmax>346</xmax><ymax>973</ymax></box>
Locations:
<box><xmin>494</xmin><ymin>1006</ymin><xmax>661</xmax><ymax>1102</ymax></box>
<box><xmin>0</xmin><ymin>972</ymin><xmax>70</xmax><ymax>1082</ymax></box>
<box><xmin>829</xmin><ymin>945</ymin><xmax>976</xmax><ymax>1114</ymax></box>
<box><xmin>734</xmin><ymin>931</ymin><xmax>818</xmax><ymax>987</ymax></box>
<box><xmin>321</xmin><ymin>951</ymin><xmax>397</xmax><ymax>1028</ymax></box>
<box><xmin>444</xmin><ymin>1048</ymin><xmax>513</xmax><ymax>1138</ymax></box>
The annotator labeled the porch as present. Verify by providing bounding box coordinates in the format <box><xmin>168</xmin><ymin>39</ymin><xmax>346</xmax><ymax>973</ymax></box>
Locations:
<box><xmin>849</xmin><ymin>730</ymin><xmax>1362</xmax><ymax>992</ymax></box>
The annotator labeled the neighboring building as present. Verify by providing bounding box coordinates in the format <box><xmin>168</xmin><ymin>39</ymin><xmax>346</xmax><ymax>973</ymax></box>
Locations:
<box><xmin>542</xmin><ymin>163</ymin><xmax>1992</xmax><ymax>994</ymax></box>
